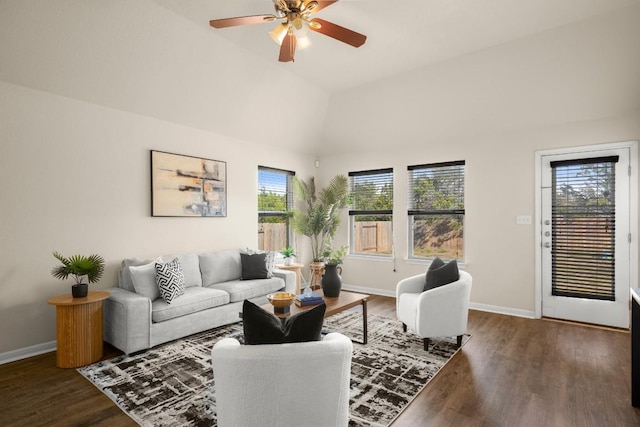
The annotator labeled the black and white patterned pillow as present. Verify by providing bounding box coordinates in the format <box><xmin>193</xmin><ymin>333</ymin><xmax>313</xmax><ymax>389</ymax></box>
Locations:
<box><xmin>155</xmin><ymin>258</ymin><xmax>185</xmax><ymax>304</ymax></box>
<box><xmin>264</xmin><ymin>251</ymin><xmax>276</xmax><ymax>278</ymax></box>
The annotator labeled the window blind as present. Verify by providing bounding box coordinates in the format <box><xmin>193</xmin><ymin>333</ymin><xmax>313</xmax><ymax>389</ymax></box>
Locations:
<box><xmin>349</xmin><ymin>168</ymin><xmax>394</xmax><ymax>216</ymax></box>
<box><xmin>550</xmin><ymin>156</ymin><xmax>618</xmax><ymax>301</ymax></box>
<box><xmin>258</xmin><ymin>166</ymin><xmax>294</xmax><ymax>216</ymax></box>
<box><xmin>407</xmin><ymin>161</ymin><xmax>465</xmax><ymax>215</ymax></box>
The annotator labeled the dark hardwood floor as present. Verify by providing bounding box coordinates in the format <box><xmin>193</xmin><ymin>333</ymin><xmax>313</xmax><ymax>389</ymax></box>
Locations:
<box><xmin>1</xmin><ymin>295</ymin><xmax>639</xmax><ymax>426</ymax></box>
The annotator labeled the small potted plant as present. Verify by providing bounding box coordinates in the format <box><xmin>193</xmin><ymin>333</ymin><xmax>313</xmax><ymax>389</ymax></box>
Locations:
<box><xmin>280</xmin><ymin>247</ymin><xmax>296</xmax><ymax>265</ymax></box>
<box><xmin>51</xmin><ymin>251</ymin><xmax>105</xmax><ymax>298</ymax></box>
<box><xmin>324</xmin><ymin>245</ymin><xmax>348</xmax><ymax>266</ymax></box>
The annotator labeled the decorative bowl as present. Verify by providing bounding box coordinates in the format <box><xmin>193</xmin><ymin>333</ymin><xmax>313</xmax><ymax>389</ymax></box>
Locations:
<box><xmin>267</xmin><ymin>292</ymin><xmax>296</xmax><ymax>314</ymax></box>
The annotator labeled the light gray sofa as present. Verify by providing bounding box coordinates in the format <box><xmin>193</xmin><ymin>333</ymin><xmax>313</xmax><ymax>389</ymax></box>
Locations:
<box><xmin>104</xmin><ymin>249</ymin><xmax>296</xmax><ymax>354</ymax></box>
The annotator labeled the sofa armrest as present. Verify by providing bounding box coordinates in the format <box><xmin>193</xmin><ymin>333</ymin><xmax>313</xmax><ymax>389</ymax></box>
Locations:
<box><xmin>272</xmin><ymin>268</ymin><xmax>296</xmax><ymax>294</ymax></box>
<box><xmin>103</xmin><ymin>287</ymin><xmax>152</xmax><ymax>354</ymax></box>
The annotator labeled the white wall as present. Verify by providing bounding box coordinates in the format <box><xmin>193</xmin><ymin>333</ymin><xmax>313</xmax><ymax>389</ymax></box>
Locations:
<box><xmin>0</xmin><ymin>0</ymin><xmax>324</xmax><ymax>355</ymax></box>
<box><xmin>318</xmin><ymin>112</ymin><xmax>640</xmax><ymax>314</ymax></box>
<box><xmin>0</xmin><ymin>81</ymin><xmax>316</xmax><ymax>354</ymax></box>
<box><xmin>317</xmin><ymin>5</ymin><xmax>640</xmax><ymax>313</ymax></box>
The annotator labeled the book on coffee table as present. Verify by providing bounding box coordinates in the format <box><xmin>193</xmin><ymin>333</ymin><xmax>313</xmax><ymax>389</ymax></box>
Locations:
<box><xmin>295</xmin><ymin>292</ymin><xmax>323</xmax><ymax>307</ymax></box>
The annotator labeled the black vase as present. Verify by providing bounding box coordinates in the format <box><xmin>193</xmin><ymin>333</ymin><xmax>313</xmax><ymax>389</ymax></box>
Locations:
<box><xmin>321</xmin><ymin>264</ymin><xmax>343</xmax><ymax>297</ymax></box>
<box><xmin>72</xmin><ymin>283</ymin><xmax>88</xmax><ymax>298</ymax></box>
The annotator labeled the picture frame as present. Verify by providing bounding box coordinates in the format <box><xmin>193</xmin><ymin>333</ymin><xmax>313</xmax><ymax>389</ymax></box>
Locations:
<box><xmin>150</xmin><ymin>150</ymin><xmax>227</xmax><ymax>217</ymax></box>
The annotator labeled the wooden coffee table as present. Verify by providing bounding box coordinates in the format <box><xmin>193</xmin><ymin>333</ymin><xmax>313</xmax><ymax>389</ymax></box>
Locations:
<box><xmin>262</xmin><ymin>289</ymin><xmax>369</xmax><ymax>344</ymax></box>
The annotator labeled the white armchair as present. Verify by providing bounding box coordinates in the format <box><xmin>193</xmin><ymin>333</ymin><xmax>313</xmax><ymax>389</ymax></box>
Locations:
<box><xmin>212</xmin><ymin>332</ymin><xmax>353</xmax><ymax>427</ymax></box>
<box><xmin>396</xmin><ymin>270</ymin><xmax>472</xmax><ymax>351</ymax></box>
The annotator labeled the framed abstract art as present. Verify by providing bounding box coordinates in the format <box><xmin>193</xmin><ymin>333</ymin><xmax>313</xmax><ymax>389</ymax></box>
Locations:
<box><xmin>150</xmin><ymin>150</ymin><xmax>227</xmax><ymax>217</ymax></box>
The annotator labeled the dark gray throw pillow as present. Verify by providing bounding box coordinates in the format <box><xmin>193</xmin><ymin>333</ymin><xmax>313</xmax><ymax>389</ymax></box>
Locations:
<box><xmin>240</xmin><ymin>252</ymin><xmax>269</xmax><ymax>280</ymax></box>
<box><xmin>242</xmin><ymin>300</ymin><xmax>326</xmax><ymax>345</ymax></box>
<box><xmin>425</xmin><ymin>257</ymin><xmax>459</xmax><ymax>291</ymax></box>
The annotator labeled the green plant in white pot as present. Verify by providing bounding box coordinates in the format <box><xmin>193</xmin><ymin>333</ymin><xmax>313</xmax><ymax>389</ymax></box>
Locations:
<box><xmin>280</xmin><ymin>247</ymin><xmax>296</xmax><ymax>265</ymax></box>
<box><xmin>51</xmin><ymin>252</ymin><xmax>105</xmax><ymax>298</ymax></box>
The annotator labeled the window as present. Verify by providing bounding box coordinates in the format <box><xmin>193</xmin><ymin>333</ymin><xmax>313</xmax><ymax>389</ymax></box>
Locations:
<box><xmin>348</xmin><ymin>168</ymin><xmax>393</xmax><ymax>256</ymax></box>
<box><xmin>258</xmin><ymin>166</ymin><xmax>294</xmax><ymax>252</ymax></box>
<box><xmin>408</xmin><ymin>161</ymin><xmax>465</xmax><ymax>260</ymax></box>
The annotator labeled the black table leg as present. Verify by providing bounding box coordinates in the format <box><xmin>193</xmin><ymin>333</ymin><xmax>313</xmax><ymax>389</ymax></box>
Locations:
<box><xmin>362</xmin><ymin>298</ymin><xmax>368</xmax><ymax>345</ymax></box>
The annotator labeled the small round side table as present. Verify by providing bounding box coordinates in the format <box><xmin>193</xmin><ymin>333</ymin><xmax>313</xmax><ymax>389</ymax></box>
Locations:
<box><xmin>47</xmin><ymin>290</ymin><xmax>110</xmax><ymax>368</ymax></box>
<box><xmin>276</xmin><ymin>263</ymin><xmax>304</xmax><ymax>295</ymax></box>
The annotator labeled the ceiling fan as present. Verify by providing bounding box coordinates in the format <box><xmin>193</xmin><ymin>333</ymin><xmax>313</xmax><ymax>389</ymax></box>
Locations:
<box><xmin>209</xmin><ymin>0</ymin><xmax>367</xmax><ymax>62</ymax></box>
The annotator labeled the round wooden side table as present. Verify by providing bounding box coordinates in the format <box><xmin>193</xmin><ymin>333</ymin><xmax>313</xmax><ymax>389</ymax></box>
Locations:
<box><xmin>47</xmin><ymin>290</ymin><xmax>110</xmax><ymax>368</ymax></box>
<box><xmin>276</xmin><ymin>263</ymin><xmax>304</xmax><ymax>294</ymax></box>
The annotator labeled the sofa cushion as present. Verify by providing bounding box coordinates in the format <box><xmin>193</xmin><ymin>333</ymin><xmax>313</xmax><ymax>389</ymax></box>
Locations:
<box><xmin>152</xmin><ymin>287</ymin><xmax>230</xmax><ymax>323</ymax></box>
<box><xmin>119</xmin><ymin>258</ymin><xmax>152</xmax><ymax>292</ymax></box>
<box><xmin>161</xmin><ymin>254</ymin><xmax>202</xmax><ymax>288</ymax></box>
<box><xmin>200</xmin><ymin>250</ymin><xmax>242</xmax><ymax>286</ymax></box>
<box><xmin>242</xmin><ymin>299</ymin><xmax>326</xmax><ymax>345</ymax></box>
<box><xmin>156</xmin><ymin>258</ymin><xmax>186</xmax><ymax>304</ymax></box>
<box><xmin>425</xmin><ymin>257</ymin><xmax>460</xmax><ymax>291</ymax></box>
<box><xmin>209</xmin><ymin>277</ymin><xmax>284</xmax><ymax>303</ymax></box>
<box><xmin>129</xmin><ymin>259</ymin><xmax>161</xmax><ymax>301</ymax></box>
<box><xmin>240</xmin><ymin>252</ymin><xmax>269</xmax><ymax>280</ymax></box>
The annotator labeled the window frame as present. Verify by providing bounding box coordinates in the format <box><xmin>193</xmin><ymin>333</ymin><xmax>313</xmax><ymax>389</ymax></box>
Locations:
<box><xmin>258</xmin><ymin>166</ymin><xmax>295</xmax><ymax>252</ymax></box>
<box><xmin>348</xmin><ymin>168</ymin><xmax>394</xmax><ymax>259</ymax></box>
<box><xmin>407</xmin><ymin>160</ymin><xmax>465</xmax><ymax>262</ymax></box>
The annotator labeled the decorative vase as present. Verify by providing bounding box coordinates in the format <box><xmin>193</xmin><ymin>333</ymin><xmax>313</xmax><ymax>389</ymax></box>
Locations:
<box><xmin>284</xmin><ymin>257</ymin><xmax>293</xmax><ymax>266</ymax></box>
<box><xmin>321</xmin><ymin>264</ymin><xmax>343</xmax><ymax>297</ymax></box>
<box><xmin>71</xmin><ymin>283</ymin><xmax>88</xmax><ymax>298</ymax></box>
<box><xmin>310</xmin><ymin>261</ymin><xmax>325</xmax><ymax>290</ymax></box>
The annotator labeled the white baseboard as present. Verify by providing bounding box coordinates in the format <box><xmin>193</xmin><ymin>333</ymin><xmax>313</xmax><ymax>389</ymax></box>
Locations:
<box><xmin>342</xmin><ymin>283</ymin><xmax>537</xmax><ymax>319</ymax></box>
<box><xmin>469</xmin><ymin>302</ymin><xmax>536</xmax><ymax>319</ymax></box>
<box><xmin>0</xmin><ymin>341</ymin><xmax>56</xmax><ymax>365</ymax></box>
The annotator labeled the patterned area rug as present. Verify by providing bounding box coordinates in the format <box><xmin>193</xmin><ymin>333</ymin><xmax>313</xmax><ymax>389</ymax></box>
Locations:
<box><xmin>79</xmin><ymin>311</ymin><xmax>469</xmax><ymax>426</ymax></box>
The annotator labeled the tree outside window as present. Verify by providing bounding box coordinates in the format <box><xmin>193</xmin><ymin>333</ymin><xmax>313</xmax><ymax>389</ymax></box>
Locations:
<box><xmin>258</xmin><ymin>167</ymin><xmax>294</xmax><ymax>252</ymax></box>
<box><xmin>408</xmin><ymin>161</ymin><xmax>465</xmax><ymax>261</ymax></box>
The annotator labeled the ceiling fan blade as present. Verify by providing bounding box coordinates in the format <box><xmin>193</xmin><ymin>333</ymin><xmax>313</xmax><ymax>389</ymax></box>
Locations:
<box><xmin>209</xmin><ymin>15</ymin><xmax>276</xmax><ymax>29</ymax></box>
<box><xmin>279</xmin><ymin>31</ymin><xmax>297</xmax><ymax>62</ymax></box>
<box><xmin>309</xmin><ymin>18</ymin><xmax>366</xmax><ymax>47</ymax></box>
<box><xmin>313</xmin><ymin>1</ymin><xmax>339</xmax><ymax>13</ymax></box>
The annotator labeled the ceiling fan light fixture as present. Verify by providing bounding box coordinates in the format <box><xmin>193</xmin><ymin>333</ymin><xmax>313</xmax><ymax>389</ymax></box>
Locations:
<box><xmin>303</xmin><ymin>1</ymin><xmax>318</xmax><ymax>13</ymax></box>
<box><xmin>297</xmin><ymin>34</ymin><xmax>311</xmax><ymax>50</ymax></box>
<box><xmin>292</xmin><ymin>17</ymin><xmax>309</xmax><ymax>37</ymax></box>
<box><xmin>269</xmin><ymin>22</ymin><xmax>288</xmax><ymax>45</ymax></box>
<box><xmin>308</xmin><ymin>20</ymin><xmax>321</xmax><ymax>30</ymax></box>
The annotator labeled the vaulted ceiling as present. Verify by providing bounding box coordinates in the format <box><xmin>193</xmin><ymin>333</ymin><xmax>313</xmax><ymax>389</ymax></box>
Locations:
<box><xmin>1</xmin><ymin>0</ymin><xmax>639</xmax><ymax>155</ymax></box>
<box><xmin>156</xmin><ymin>0</ymin><xmax>640</xmax><ymax>93</ymax></box>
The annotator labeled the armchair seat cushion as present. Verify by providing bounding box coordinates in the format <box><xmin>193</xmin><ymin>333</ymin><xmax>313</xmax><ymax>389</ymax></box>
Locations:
<box><xmin>151</xmin><ymin>287</ymin><xmax>229</xmax><ymax>323</ymax></box>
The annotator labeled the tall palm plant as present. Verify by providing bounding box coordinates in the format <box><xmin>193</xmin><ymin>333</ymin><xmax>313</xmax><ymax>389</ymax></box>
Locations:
<box><xmin>291</xmin><ymin>174</ymin><xmax>349</xmax><ymax>262</ymax></box>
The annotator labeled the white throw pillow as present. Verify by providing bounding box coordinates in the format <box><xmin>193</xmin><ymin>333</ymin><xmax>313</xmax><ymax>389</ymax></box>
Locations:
<box><xmin>129</xmin><ymin>259</ymin><xmax>161</xmax><ymax>301</ymax></box>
